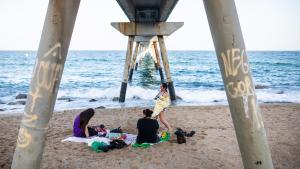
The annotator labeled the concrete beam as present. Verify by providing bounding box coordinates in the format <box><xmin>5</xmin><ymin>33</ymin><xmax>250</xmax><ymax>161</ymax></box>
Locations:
<box><xmin>111</xmin><ymin>22</ymin><xmax>183</xmax><ymax>36</ymax></box>
<box><xmin>116</xmin><ymin>0</ymin><xmax>135</xmax><ymax>21</ymax></box>
<box><xmin>134</xmin><ymin>36</ymin><xmax>157</xmax><ymax>43</ymax></box>
<box><xmin>160</xmin><ymin>0</ymin><xmax>179</xmax><ymax>21</ymax></box>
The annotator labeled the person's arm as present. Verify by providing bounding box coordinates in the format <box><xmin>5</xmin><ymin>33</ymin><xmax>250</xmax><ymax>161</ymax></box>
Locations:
<box><xmin>84</xmin><ymin>126</ymin><xmax>89</xmax><ymax>137</ymax></box>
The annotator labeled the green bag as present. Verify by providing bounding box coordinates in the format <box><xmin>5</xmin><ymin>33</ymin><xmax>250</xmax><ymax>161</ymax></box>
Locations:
<box><xmin>91</xmin><ymin>141</ymin><xmax>109</xmax><ymax>153</ymax></box>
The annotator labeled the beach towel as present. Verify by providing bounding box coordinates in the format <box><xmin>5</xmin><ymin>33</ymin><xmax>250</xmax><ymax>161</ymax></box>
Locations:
<box><xmin>62</xmin><ymin>133</ymin><xmax>137</xmax><ymax>145</ymax></box>
<box><xmin>132</xmin><ymin>131</ymin><xmax>170</xmax><ymax>148</ymax></box>
<box><xmin>152</xmin><ymin>94</ymin><xmax>170</xmax><ymax>117</ymax></box>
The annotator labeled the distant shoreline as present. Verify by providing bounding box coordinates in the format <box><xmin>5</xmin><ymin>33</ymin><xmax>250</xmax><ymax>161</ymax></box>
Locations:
<box><xmin>1</xmin><ymin>103</ymin><xmax>299</xmax><ymax>116</ymax></box>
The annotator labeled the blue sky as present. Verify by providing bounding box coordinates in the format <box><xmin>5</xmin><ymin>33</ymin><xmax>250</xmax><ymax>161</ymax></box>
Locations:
<box><xmin>0</xmin><ymin>0</ymin><xmax>299</xmax><ymax>50</ymax></box>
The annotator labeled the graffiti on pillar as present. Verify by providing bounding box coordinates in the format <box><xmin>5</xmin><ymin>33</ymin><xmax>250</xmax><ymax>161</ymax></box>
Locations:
<box><xmin>221</xmin><ymin>48</ymin><xmax>249</xmax><ymax>78</ymax></box>
<box><xmin>24</xmin><ymin>43</ymin><xmax>63</xmax><ymax>126</ymax></box>
<box><xmin>250</xmin><ymin>98</ymin><xmax>264</xmax><ymax>130</ymax></box>
<box><xmin>221</xmin><ymin>48</ymin><xmax>262</xmax><ymax>126</ymax></box>
<box><xmin>242</xmin><ymin>95</ymin><xmax>249</xmax><ymax>118</ymax></box>
<box><xmin>17</xmin><ymin>127</ymin><xmax>32</xmax><ymax>148</ymax></box>
<box><xmin>226</xmin><ymin>76</ymin><xmax>254</xmax><ymax>98</ymax></box>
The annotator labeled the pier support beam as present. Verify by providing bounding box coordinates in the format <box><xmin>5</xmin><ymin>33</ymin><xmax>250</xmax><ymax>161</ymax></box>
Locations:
<box><xmin>153</xmin><ymin>41</ymin><xmax>165</xmax><ymax>82</ymax></box>
<box><xmin>203</xmin><ymin>0</ymin><xmax>273</xmax><ymax>168</ymax></box>
<box><xmin>119</xmin><ymin>36</ymin><xmax>134</xmax><ymax>102</ymax></box>
<box><xmin>11</xmin><ymin>0</ymin><xmax>80</xmax><ymax>169</ymax></box>
<box><xmin>129</xmin><ymin>42</ymin><xmax>140</xmax><ymax>82</ymax></box>
<box><xmin>158</xmin><ymin>36</ymin><xmax>176</xmax><ymax>100</ymax></box>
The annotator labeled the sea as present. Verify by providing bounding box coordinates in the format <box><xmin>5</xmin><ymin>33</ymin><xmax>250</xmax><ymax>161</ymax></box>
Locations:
<box><xmin>0</xmin><ymin>51</ymin><xmax>299</xmax><ymax>113</ymax></box>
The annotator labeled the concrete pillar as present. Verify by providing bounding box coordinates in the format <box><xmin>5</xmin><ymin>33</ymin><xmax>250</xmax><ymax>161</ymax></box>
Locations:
<box><xmin>11</xmin><ymin>0</ymin><xmax>80</xmax><ymax>169</ymax></box>
<box><xmin>119</xmin><ymin>36</ymin><xmax>134</xmax><ymax>102</ymax></box>
<box><xmin>153</xmin><ymin>41</ymin><xmax>165</xmax><ymax>82</ymax></box>
<box><xmin>150</xmin><ymin>43</ymin><xmax>159</xmax><ymax>70</ymax></box>
<box><xmin>203</xmin><ymin>0</ymin><xmax>273</xmax><ymax>168</ymax></box>
<box><xmin>128</xmin><ymin>42</ymin><xmax>140</xmax><ymax>82</ymax></box>
<box><xmin>158</xmin><ymin>36</ymin><xmax>176</xmax><ymax>100</ymax></box>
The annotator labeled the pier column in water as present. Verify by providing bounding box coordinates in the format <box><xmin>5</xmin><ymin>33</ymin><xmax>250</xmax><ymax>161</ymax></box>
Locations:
<box><xmin>203</xmin><ymin>0</ymin><xmax>273</xmax><ymax>168</ymax></box>
<box><xmin>129</xmin><ymin>42</ymin><xmax>140</xmax><ymax>82</ymax></box>
<box><xmin>12</xmin><ymin>0</ymin><xmax>80</xmax><ymax>168</ymax></box>
<box><xmin>119</xmin><ymin>36</ymin><xmax>134</xmax><ymax>102</ymax></box>
<box><xmin>158</xmin><ymin>35</ymin><xmax>176</xmax><ymax>100</ymax></box>
<box><xmin>135</xmin><ymin>44</ymin><xmax>142</xmax><ymax>71</ymax></box>
<box><xmin>153</xmin><ymin>41</ymin><xmax>165</xmax><ymax>82</ymax></box>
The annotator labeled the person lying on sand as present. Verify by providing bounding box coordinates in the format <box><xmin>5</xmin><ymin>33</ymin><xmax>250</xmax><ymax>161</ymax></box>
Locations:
<box><xmin>152</xmin><ymin>83</ymin><xmax>172</xmax><ymax>132</ymax></box>
<box><xmin>73</xmin><ymin>108</ymin><xmax>99</xmax><ymax>137</ymax></box>
<box><xmin>136</xmin><ymin>109</ymin><xmax>160</xmax><ymax>144</ymax></box>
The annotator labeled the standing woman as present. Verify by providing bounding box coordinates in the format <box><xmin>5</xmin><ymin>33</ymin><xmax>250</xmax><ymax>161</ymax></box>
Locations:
<box><xmin>152</xmin><ymin>83</ymin><xmax>172</xmax><ymax>132</ymax></box>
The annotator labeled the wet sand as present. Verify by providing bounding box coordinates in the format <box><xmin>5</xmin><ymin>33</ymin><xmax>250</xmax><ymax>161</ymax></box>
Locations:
<box><xmin>0</xmin><ymin>104</ymin><xmax>299</xmax><ymax>169</ymax></box>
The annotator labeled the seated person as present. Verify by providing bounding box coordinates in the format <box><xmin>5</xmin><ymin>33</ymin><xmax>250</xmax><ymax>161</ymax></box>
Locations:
<box><xmin>136</xmin><ymin>109</ymin><xmax>160</xmax><ymax>144</ymax></box>
<box><xmin>73</xmin><ymin>108</ymin><xmax>98</xmax><ymax>137</ymax></box>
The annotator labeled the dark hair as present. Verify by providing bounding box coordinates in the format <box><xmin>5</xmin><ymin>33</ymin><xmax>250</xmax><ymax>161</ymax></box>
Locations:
<box><xmin>143</xmin><ymin>109</ymin><xmax>153</xmax><ymax>117</ymax></box>
<box><xmin>161</xmin><ymin>83</ymin><xmax>168</xmax><ymax>90</ymax></box>
<box><xmin>79</xmin><ymin>108</ymin><xmax>94</xmax><ymax>129</ymax></box>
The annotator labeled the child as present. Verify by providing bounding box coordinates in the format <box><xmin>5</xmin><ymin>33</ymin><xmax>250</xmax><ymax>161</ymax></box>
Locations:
<box><xmin>73</xmin><ymin>108</ymin><xmax>98</xmax><ymax>137</ymax></box>
<box><xmin>136</xmin><ymin>109</ymin><xmax>160</xmax><ymax>144</ymax></box>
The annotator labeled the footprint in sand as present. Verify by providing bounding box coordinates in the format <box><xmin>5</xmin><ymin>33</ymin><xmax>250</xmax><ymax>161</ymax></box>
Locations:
<box><xmin>213</xmin><ymin>148</ymin><xmax>221</xmax><ymax>151</ymax></box>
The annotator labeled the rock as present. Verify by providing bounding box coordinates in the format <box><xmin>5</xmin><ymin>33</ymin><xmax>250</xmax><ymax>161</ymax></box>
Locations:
<box><xmin>112</xmin><ymin>97</ymin><xmax>119</xmax><ymax>102</ymax></box>
<box><xmin>95</xmin><ymin>106</ymin><xmax>106</xmax><ymax>109</ymax></box>
<box><xmin>17</xmin><ymin>100</ymin><xmax>26</xmax><ymax>105</ymax></box>
<box><xmin>7</xmin><ymin>102</ymin><xmax>17</xmax><ymax>105</ymax></box>
<box><xmin>58</xmin><ymin>97</ymin><xmax>73</xmax><ymax>102</ymax></box>
<box><xmin>132</xmin><ymin>96</ymin><xmax>141</xmax><ymax>100</ymax></box>
<box><xmin>276</xmin><ymin>91</ymin><xmax>284</xmax><ymax>94</ymax></box>
<box><xmin>255</xmin><ymin>85</ymin><xmax>268</xmax><ymax>89</ymax></box>
<box><xmin>89</xmin><ymin>99</ymin><xmax>97</xmax><ymax>102</ymax></box>
<box><xmin>176</xmin><ymin>95</ymin><xmax>183</xmax><ymax>100</ymax></box>
<box><xmin>16</xmin><ymin>94</ymin><xmax>27</xmax><ymax>99</ymax></box>
<box><xmin>67</xmin><ymin>98</ymin><xmax>74</xmax><ymax>102</ymax></box>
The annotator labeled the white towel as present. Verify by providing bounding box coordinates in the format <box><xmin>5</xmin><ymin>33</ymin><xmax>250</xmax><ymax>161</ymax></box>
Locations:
<box><xmin>61</xmin><ymin>133</ymin><xmax>137</xmax><ymax>145</ymax></box>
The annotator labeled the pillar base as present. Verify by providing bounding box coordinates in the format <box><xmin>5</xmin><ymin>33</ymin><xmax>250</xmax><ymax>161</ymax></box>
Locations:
<box><xmin>167</xmin><ymin>81</ymin><xmax>176</xmax><ymax>101</ymax></box>
<box><xmin>119</xmin><ymin>82</ymin><xmax>127</xmax><ymax>102</ymax></box>
<box><xmin>128</xmin><ymin>69</ymin><xmax>134</xmax><ymax>82</ymax></box>
<box><xmin>159</xmin><ymin>68</ymin><xmax>164</xmax><ymax>82</ymax></box>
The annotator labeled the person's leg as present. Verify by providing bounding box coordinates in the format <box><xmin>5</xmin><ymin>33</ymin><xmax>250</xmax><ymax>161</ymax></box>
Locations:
<box><xmin>158</xmin><ymin>111</ymin><xmax>172</xmax><ymax>132</ymax></box>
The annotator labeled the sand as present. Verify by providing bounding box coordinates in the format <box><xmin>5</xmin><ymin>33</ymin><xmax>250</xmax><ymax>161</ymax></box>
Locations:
<box><xmin>0</xmin><ymin>104</ymin><xmax>299</xmax><ymax>169</ymax></box>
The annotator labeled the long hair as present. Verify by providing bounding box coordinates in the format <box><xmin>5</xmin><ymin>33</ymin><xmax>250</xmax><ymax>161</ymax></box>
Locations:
<box><xmin>162</xmin><ymin>83</ymin><xmax>168</xmax><ymax>91</ymax></box>
<box><xmin>79</xmin><ymin>108</ymin><xmax>94</xmax><ymax>129</ymax></box>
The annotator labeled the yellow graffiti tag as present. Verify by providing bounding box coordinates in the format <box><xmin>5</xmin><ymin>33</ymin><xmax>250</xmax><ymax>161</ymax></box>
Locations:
<box><xmin>221</xmin><ymin>48</ymin><xmax>249</xmax><ymax>77</ymax></box>
<box><xmin>17</xmin><ymin>127</ymin><xmax>32</xmax><ymax>148</ymax></box>
<box><xmin>23</xmin><ymin>112</ymin><xmax>38</xmax><ymax>123</ymax></box>
<box><xmin>226</xmin><ymin>76</ymin><xmax>254</xmax><ymax>98</ymax></box>
<box><xmin>250</xmin><ymin>98</ymin><xmax>264</xmax><ymax>130</ymax></box>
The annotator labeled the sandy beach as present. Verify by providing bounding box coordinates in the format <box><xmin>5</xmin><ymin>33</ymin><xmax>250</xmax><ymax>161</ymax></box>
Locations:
<box><xmin>0</xmin><ymin>104</ymin><xmax>299</xmax><ymax>169</ymax></box>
